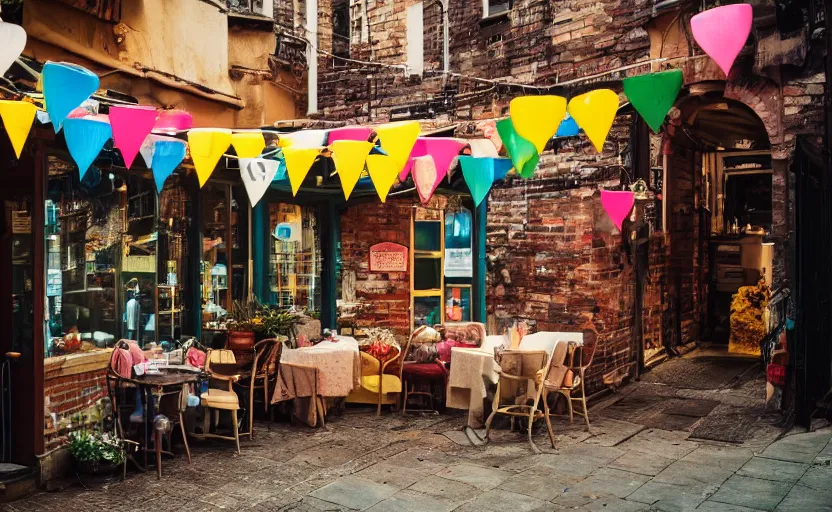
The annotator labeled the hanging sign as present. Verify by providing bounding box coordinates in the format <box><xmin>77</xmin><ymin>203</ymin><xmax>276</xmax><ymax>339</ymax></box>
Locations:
<box><xmin>369</xmin><ymin>242</ymin><xmax>408</xmax><ymax>272</ymax></box>
<box><xmin>239</xmin><ymin>157</ymin><xmax>280</xmax><ymax>206</ymax></box>
<box><xmin>690</xmin><ymin>4</ymin><xmax>753</xmax><ymax>76</ymax></box>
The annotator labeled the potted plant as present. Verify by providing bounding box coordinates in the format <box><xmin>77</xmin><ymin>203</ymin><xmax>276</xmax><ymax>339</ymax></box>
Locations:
<box><xmin>67</xmin><ymin>429</ymin><xmax>125</xmax><ymax>475</ymax></box>
<box><xmin>227</xmin><ymin>301</ymin><xmax>257</xmax><ymax>351</ymax></box>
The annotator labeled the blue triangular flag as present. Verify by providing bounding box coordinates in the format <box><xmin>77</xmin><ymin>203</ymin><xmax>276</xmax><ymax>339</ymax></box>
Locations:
<box><xmin>42</xmin><ymin>62</ymin><xmax>99</xmax><ymax>133</ymax></box>
<box><xmin>63</xmin><ymin>118</ymin><xmax>112</xmax><ymax>180</ymax></box>
<box><xmin>151</xmin><ymin>140</ymin><xmax>187</xmax><ymax>193</ymax></box>
<box><xmin>459</xmin><ymin>156</ymin><xmax>498</xmax><ymax>207</ymax></box>
<box><xmin>556</xmin><ymin>112</ymin><xmax>581</xmax><ymax>137</ymax></box>
<box><xmin>493</xmin><ymin>158</ymin><xmax>513</xmax><ymax>181</ymax></box>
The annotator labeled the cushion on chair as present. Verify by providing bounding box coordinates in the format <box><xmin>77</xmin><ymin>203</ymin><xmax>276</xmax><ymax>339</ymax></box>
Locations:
<box><xmin>201</xmin><ymin>389</ymin><xmax>240</xmax><ymax>410</ymax></box>
<box><xmin>402</xmin><ymin>362</ymin><xmax>448</xmax><ymax>380</ymax></box>
<box><xmin>361</xmin><ymin>374</ymin><xmax>402</xmax><ymax>394</ymax></box>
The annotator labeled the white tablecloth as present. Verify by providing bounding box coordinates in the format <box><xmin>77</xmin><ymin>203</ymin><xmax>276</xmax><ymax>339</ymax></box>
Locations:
<box><xmin>446</xmin><ymin>332</ymin><xmax>584</xmax><ymax>428</ymax></box>
<box><xmin>280</xmin><ymin>336</ymin><xmax>360</xmax><ymax>397</ymax></box>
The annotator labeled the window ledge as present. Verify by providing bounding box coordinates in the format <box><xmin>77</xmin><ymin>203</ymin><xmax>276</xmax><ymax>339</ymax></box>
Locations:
<box><xmin>479</xmin><ymin>11</ymin><xmax>510</xmax><ymax>27</ymax></box>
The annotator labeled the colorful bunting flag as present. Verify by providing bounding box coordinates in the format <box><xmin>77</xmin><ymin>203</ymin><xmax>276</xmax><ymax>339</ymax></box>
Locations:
<box><xmin>279</xmin><ymin>130</ymin><xmax>327</xmax><ymax>148</ymax></box>
<box><xmin>690</xmin><ymin>4</ymin><xmax>753</xmax><ymax>76</ymax></box>
<box><xmin>509</xmin><ymin>95</ymin><xmax>567</xmax><ymax>153</ymax></box>
<box><xmin>0</xmin><ymin>100</ymin><xmax>37</xmax><ymax>158</ymax></box>
<box><xmin>187</xmin><ymin>128</ymin><xmax>232</xmax><ymax>187</ymax></box>
<box><xmin>151</xmin><ymin>139</ymin><xmax>187</xmax><ymax>193</ymax></box>
<box><xmin>374</xmin><ymin>121</ymin><xmax>420</xmax><ymax>172</ymax></box>
<box><xmin>327</xmin><ymin>126</ymin><xmax>373</xmax><ymax>144</ymax></box>
<box><xmin>239</xmin><ymin>157</ymin><xmax>280</xmax><ymax>206</ymax></box>
<box><xmin>459</xmin><ymin>156</ymin><xmax>497</xmax><ymax>207</ymax></box>
<box><xmin>231</xmin><ymin>131</ymin><xmax>266</xmax><ymax>158</ymax></box>
<box><xmin>0</xmin><ymin>21</ymin><xmax>26</xmax><ymax>77</ymax></box>
<box><xmin>42</xmin><ymin>62</ymin><xmax>100</xmax><ymax>133</ymax></box>
<box><xmin>283</xmin><ymin>146</ymin><xmax>323</xmax><ymax>196</ymax></box>
<box><xmin>63</xmin><ymin>117</ymin><xmax>112</xmax><ymax>180</ymax></box>
<box><xmin>600</xmin><ymin>190</ymin><xmax>635</xmax><ymax>231</ymax></box>
<box><xmin>330</xmin><ymin>140</ymin><xmax>374</xmax><ymax>200</ymax></box>
<box><xmin>568</xmin><ymin>89</ymin><xmax>619</xmax><ymax>153</ymax></box>
<box><xmin>153</xmin><ymin>110</ymin><xmax>193</xmax><ymax>134</ymax></box>
<box><xmin>496</xmin><ymin>118</ymin><xmax>538</xmax><ymax>178</ymax></box>
<box><xmin>555</xmin><ymin>112</ymin><xmax>581</xmax><ymax>137</ymax></box>
<box><xmin>400</xmin><ymin>138</ymin><xmax>465</xmax><ymax>182</ymax></box>
<box><xmin>622</xmin><ymin>70</ymin><xmax>683</xmax><ymax>133</ymax></box>
<box><xmin>108</xmin><ymin>105</ymin><xmax>158</xmax><ymax>169</ymax></box>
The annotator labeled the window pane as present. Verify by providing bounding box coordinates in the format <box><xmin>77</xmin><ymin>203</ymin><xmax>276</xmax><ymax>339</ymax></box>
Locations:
<box><xmin>269</xmin><ymin>203</ymin><xmax>321</xmax><ymax>312</ymax></box>
<box><xmin>445</xmin><ymin>208</ymin><xmax>472</xmax><ymax>278</ymax></box>
<box><xmin>414</xmin><ymin>221</ymin><xmax>441</xmax><ymax>251</ymax></box>
<box><xmin>414</xmin><ymin>296</ymin><xmax>441</xmax><ymax>327</ymax></box>
<box><xmin>487</xmin><ymin>0</ymin><xmax>510</xmax><ymax>16</ymax></box>
<box><xmin>414</xmin><ymin>258</ymin><xmax>441</xmax><ymax>290</ymax></box>
<box><xmin>445</xmin><ymin>287</ymin><xmax>471</xmax><ymax>322</ymax></box>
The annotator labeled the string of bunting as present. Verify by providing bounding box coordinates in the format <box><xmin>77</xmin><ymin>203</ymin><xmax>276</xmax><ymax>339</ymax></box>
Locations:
<box><xmin>0</xmin><ymin>4</ymin><xmax>751</xmax><ymax>228</ymax></box>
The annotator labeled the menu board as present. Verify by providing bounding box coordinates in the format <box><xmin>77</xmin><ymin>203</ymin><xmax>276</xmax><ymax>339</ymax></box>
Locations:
<box><xmin>369</xmin><ymin>242</ymin><xmax>408</xmax><ymax>272</ymax></box>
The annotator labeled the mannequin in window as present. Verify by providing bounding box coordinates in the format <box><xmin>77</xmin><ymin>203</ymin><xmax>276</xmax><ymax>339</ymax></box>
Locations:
<box><xmin>125</xmin><ymin>279</ymin><xmax>141</xmax><ymax>342</ymax></box>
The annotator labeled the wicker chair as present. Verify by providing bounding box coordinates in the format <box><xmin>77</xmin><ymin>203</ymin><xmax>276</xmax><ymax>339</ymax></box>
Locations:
<box><xmin>234</xmin><ymin>339</ymin><xmax>283</xmax><ymax>437</ymax></box>
<box><xmin>195</xmin><ymin>349</ymin><xmax>246</xmax><ymax>453</ymax></box>
<box><xmin>542</xmin><ymin>329</ymin><xmax>597</xmax><ymax>436</ymax></box>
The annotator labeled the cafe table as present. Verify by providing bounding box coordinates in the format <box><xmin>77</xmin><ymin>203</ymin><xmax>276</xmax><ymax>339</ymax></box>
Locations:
<box><xmin>446</xmin><ymin>332</ymin><xmax>583</xmax><ymax>428</ymax></box>
<box><xmin>278</xmin><ymin>336</ymin><xmax>361</xmax><ymax>397</ymax></box>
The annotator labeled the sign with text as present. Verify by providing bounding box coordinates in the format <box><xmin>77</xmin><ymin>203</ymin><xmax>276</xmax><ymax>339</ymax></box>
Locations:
<box><xmin>369</xmin><ymin>243</ymin><xmax>408</xmax><ymax>273</ymax></box>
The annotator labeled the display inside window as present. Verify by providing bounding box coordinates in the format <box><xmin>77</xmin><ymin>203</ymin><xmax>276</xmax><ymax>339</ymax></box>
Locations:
<box><xmin>44</xmin><ymin>157</ymin><xmax>188</xmax><ymax>356</ymax></box>
<box><xmin>411</xmin><ymin>207</ymin><xmax>444</xmax><ymax>328</ymax></box>
<box><xmin>444</xmin><ymin>208</ymin><xmax>473</xmax><ymax>322</ymax></box>
<box><xmin>269</xmin><ymin>203</ymin><xmax>321</xmax><ymax>312</ymax></box>
<box><xmin>724</xmin><ymin>172</ymin><xmax>772</xmax><ymax>233</ymax></box>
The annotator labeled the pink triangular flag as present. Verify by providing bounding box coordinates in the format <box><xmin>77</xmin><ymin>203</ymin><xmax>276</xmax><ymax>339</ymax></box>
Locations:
<box><xmin>690</xmin><ymin>4</ymin><xmax>753</xmax><ymax>75</ymax></box>
<box><xmin>109</xmin><ymin>105</ymin><xmax>158</xmax><ymax>168</ymax></box>
<box><xmin>400</xmin><ymin>138</ymin><xmax>465</xmax><ymax>182</ymax></box>
<box><xmin>327</xmin><ymin>126</ymin><xmax>372</xmax><ymax>144</ymax></box>
<box><xmin>412</xmin><ymin>155</ymin><xmax>443</xmax><ymax>204</ymax></box>
<box><xmin>600</xmin><ymin>190</ymin><xmax>635</xmax><ymax>231</ymax></box>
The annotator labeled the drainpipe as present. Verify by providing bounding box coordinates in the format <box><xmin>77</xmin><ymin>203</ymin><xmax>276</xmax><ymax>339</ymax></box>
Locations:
<box><xmin>473</xmin><ymin>199</ymin><xmax>487</xmax><ymax>323</ymax></box>
<box><xmin>307</xmin><ymin>0</ymin><xmax>318</xmax><ymax>114</ymax></box>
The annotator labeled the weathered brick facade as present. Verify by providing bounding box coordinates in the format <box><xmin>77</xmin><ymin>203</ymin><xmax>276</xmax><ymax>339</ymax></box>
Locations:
<box><xmin>278</xmin><ymin>0</ymin><xmax>828</xmax><ymax>395</ymax></box>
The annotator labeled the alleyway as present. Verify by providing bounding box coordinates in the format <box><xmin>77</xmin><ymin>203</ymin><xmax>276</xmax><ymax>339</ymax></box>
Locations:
<box><xmin>7</xmin><ymin>349</ymin><xmax>832</xmax><ymax>511</ymax></box>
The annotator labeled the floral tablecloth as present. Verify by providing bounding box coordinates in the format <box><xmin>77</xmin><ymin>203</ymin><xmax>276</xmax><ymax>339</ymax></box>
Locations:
<box><xmin>446</xmin><ymin>347</ymin><xmax>500</xmax><ymax>429</ymax></box>
<box><xmin>279</xmin><ymin>336</ymin><xmax>361</xmax><ymax>397</ymax></box>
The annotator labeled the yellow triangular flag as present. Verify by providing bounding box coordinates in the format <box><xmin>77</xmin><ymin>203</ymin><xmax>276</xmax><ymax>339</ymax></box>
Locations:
<box><xmin>284</xmin><ymin>146</ymin><xmax>323</xmax><ymax>196</ymax></box>
<box><xmin>0</xmin><ymin>100</ymin><xmax>37</xmax><ymax>159</ymax></box>
<box><xmin>373</xmin><ymin>121</ymin><xmax>420</xmax><ymax>169</ymax></box>
<box><xmin>187</xmin><ymin>128</ymin><xmax>232</xmax><ymax>187</ymax></box>
<box><xmin>331</xmin><ymin>140</ymin><xmax>374</xmax><ymax>200</ymax></box>
<box><xmin>509</xmin><ymin>96</ymin><xmax>567</xmax><ymax>153</ymax></box>
<box><xmin>568</xmin><ymin>89</ymin><xmax>619</xmax><ymax>153</ymax></box>
<box><xmin>231</xmin><ymin>131</ymin><xmax>265</xmax><ymax>158</ymax></box>
<box><xmin>366</xmin><ymin>154</ymin><xmax>400</xmax><ymax>202</ymax></box>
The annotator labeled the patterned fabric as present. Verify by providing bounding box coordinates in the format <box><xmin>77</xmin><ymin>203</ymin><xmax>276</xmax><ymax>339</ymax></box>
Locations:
<box><xmin>441</xmin><ymin>322</ymin><xmax>487</xmax><ymax>347</ymax></box>
<box><xmin>280</xmin><ymin>337</ymin><xmax>361</xmax><ymax>397</ymax></box>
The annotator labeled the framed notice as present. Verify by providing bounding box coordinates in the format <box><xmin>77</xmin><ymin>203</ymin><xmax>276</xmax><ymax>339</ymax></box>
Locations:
<box><xmin>369</xmin><ymin>242</ymin><xmax>408</xmax><ymax>272</ymax></box>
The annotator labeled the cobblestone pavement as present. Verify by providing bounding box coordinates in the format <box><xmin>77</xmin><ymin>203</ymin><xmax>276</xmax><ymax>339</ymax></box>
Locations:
<box><xmin>7</xmin><ymin>350</ymin><xmax>832</xmax><ymax>511</ymax></box>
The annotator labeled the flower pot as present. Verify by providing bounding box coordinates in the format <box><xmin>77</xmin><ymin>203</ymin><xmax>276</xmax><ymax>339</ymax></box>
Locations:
<box><xmin>227</xmin><ymin>330</ymin><xmax>255</xmax><ymax>351</ymax></box>
<box><xmin>73</xmin><ymin>459</ymin><xmax>121</xmax><ymax>476</ymax></box>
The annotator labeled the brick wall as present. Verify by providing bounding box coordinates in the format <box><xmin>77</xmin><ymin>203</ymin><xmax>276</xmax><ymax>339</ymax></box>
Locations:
<box><xmin>43</xmin><ymin>351</ymin><xmax>111</xmax><ymax>450</ymax></box>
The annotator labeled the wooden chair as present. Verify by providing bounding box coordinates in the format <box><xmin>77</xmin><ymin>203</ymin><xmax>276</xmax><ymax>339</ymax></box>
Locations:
<box><xmin>234</xmin><ymin>339</ymin><xmax>283</xmax><ymax>437</ymax></box>
<box><xmin>348</xmin><ymin>336</ymin><xmax>413</xmax><ymax>415</ymax></box>
<box><xmin>484</xmin><ymin>349</ymin><xmax>550</xmax><ymax>453</ymax></box>
<box><xmin>194</xmin><ymin>349</ymin><xmax>246</xmax><ymax>453</ymax></box>
<box><xmin>543</xmin><ymin>333</ymin><xmax>597</xmax><ymax>433</ymax></box>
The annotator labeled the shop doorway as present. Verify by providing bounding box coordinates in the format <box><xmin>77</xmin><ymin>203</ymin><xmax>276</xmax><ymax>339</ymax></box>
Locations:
<box><xmin>663</xmin><ymin>92</ymin><xmax>772</xmax><ymax>356</ymax></box>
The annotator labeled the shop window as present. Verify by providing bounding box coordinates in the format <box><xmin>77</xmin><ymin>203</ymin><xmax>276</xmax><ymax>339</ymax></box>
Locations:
<box><xmin>44</xmin><ymin>157</ymin><xmax>189</xmax><ymax>356</ymax></box>
<box><xmin>444</xmin><ymin>208</ymin><xmax>473</xmax><ymax>322</ymax></box>
<box><xmin>269</xmin><ymin>203</ymin><xmax>321</xmax><ymax>313</ymax></box>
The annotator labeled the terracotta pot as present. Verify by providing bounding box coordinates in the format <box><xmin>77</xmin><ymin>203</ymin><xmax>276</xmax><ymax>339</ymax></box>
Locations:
<box><xmin>227</xmin><ymin>331</ymin><xmax>255</xmax><ymax>351</ymax></box>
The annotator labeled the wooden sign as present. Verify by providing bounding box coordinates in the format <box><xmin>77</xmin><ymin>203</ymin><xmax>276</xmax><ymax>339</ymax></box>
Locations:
<box><xmin>369</xmin><ymin>242</ymin><xmax>408</xmax><ymax>272</ymax></box>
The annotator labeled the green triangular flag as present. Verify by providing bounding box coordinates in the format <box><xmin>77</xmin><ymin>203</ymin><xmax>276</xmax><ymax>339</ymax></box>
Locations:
<box><xmin>622</xmin><ymin>69</ymin><xmax>683</xmax><ymax>133</ymax></box>
<box><xmin>496</xmin><ymin>118</ymin><xmax>539</xmax><ymax>178</ymax></box>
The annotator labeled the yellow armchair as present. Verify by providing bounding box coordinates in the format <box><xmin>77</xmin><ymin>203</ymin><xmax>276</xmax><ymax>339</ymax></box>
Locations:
<box><xmin>346</xmin><ymin>335</ymin><xmax>414</xmax><ymax>415</ymax></box>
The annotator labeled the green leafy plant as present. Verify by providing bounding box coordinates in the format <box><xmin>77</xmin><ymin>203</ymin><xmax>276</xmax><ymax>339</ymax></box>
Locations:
<box><xmin>67</xmin><ymin>429</ymin><xmax>125</xmax><ymax>466</ymax></box>
<box><xmin>230</xmin><ymin>300</ymin><xmax>308</xmax><ymax>343</ymax></box>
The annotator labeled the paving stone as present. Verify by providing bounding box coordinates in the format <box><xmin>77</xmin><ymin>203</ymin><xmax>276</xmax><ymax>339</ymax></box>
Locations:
<box><xmin>354</xmin><ymin>462</ymin><xmax>421</xmax><ymax>489</ymax></box>
<box><xmin>695</xmin><ymin>500</ymin><xmax>768</xmax><ymax>512</ymax></box>
<box><xmin>617</xmin><ymin>428</ymin><xmax>699</xmax><ymax>460</ymax></box>
<box><xmin>708</xmin><ymin>475</ymin><xmax>791</xmax><ymax>511</ymax></box>
<box><xmin>653</xmin><ymin>460</ymin><xmax>734</xmax><ymax>488</ymax></box>
<box><xmin>797</xmin><ymin>464</ymin><xmax>832</xmax><ymax>490</ymax></box>
<box><xmin>581</xmin><ymin>418</ymin><xmax>644</xmax><ymax>447</ymax></box>
<box><xmin>435</xmin><ymin>463</ymin><xmax>512</xmax><ymax>490</ymax></box>
<box><xmin>454</xmin><ymin>489</ymin><xmax>554</xmax><ymax>512</ymax></box>
<box><xmin>680</xmin><ymin>445</ymin><xmax>754</xmax><ymax>472</ymax></box>
<box><xmin>382</xmin><ymin>449</ymin><xmax>448</xmax><ymax>474</ymax></box>
<box><xmin>365</xmin><ymin>489</ymin><xmax>458</xmax><ymax>512</ymax></box>
<box><xmin>497</xmin><ymin>470</ymin><xmax>570</xmax><ymax>501</ymax></box>
<box><xmin>576</xmin><ymin>497</ymin><xmax>650</xmax><ymax>511</ymax></box>
<box><xmin>406</xmin><ymin>474</ymin><xmax>481</xmax><ymax>503</ymax></box>
<box><xmin>524</xmin><ymin>453</ymin><xmax>605</xmax><ymax>482</ymax></box>
<box><xmin>608</xmin><ymin>450</ymin><xmax>677</xmax><ymax>476</ymax></box>
<box><xmin>737</xmin><ymin>457</ymin><xmax>809</xmax><ymax>483</ymax></box>
<box><xmin>759</xmin><ymin>430</ymin><xmax>829</xmax><ymax>464</ymax></box>
<box><xmin>309</xmin><ymin>475</ymin><xmax>398</xmax><ymax>510</ymax></box>
<box><xmin>565</xmin><ymin>467</ymin><xmax>649</xmax><ymax>499</ymax></box>
<box><xmin>557</xmin><ymin>442</ymin><xmax>626</xmax><ymax>464</ymax></box>
<box><xmin>774</xmin><ymin>483</ymin><xmax>832</xmax><ymax>512</ymax></box>
<box><xmin>289</xmin><ymin>446</ymin><xmax>360</xmax><ymax>469</ymax></box>
<box><xmin>626</xmin><ymin>481</ymin><xmax>712</xmax><ymax>511</ymax></box>
<box><xmin>285</xmin><ymin>496</ymin><xmax>359</xmax><ymax>511</ymax></box>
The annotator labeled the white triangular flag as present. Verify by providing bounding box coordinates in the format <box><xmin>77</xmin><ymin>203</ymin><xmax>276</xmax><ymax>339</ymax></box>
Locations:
<box><xmin>239</xmin><ymin>157</ymin><xmax>280</xmax><ymax>206</ymax></box>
